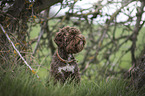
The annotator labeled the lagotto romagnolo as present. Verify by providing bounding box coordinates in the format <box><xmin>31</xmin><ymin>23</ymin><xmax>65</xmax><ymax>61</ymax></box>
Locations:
<box><xmin>50</xmin><ymin>26</ymin><xmax>86</xmax><ymax>83</ymax></box>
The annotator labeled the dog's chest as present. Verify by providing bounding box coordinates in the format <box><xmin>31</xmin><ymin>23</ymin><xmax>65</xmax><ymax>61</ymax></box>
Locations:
<box><xmin>58</xmin><ymin>64</ymin><xmax>75</xmax><ymax>74</ymax></box>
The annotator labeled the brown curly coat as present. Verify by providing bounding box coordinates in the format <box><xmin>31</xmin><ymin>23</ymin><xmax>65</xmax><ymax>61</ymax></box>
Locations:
<box><xmin>50</xmin><ymin>26</ymin><xmax>86</xmax><ymax>83</ymax></box>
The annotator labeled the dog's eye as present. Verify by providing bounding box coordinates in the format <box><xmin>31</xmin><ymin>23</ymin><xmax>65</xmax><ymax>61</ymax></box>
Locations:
<box><xmin>58</xmin><ymin>34</ymin><xmax>61</xmax><ymax>37</ymax></box>
<box><xmin>79</xmin><ymin>41</ymin><xmax>83</xmax><ymax>45</ymax></box>
<box><xmin>59</xmin><ymin>39</ymin><xmax>62</xmax><ymax>42</ymax></box>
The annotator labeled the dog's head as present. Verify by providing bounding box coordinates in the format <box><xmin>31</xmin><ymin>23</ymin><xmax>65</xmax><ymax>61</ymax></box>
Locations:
<box><xmin>54</xmin><ymin>26</ymin><xmax>86</xmax><ymax>54</ymax></box>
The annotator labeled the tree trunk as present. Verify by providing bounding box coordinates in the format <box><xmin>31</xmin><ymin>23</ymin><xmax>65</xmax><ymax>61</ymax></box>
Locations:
<box><xmin>129</xmin><ymin>1</ymin><xmax>145</xmax><ymax>89</ymax></box>
<box><xmin>131</xmin><ymin>47</ymin><xmax>145</xmax><ymax>89</ymax></box>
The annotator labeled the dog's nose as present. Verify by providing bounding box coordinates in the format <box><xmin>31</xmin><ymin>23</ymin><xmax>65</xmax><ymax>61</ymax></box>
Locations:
<box><xmin>79</xmin><ymin>35</ymin><xmax>86</xmax><ymax>45</ymax></box>
<box><xmin>79</xmin><ymin>41</ymin><xmax>83</xmax><ymax>45</ymax></box>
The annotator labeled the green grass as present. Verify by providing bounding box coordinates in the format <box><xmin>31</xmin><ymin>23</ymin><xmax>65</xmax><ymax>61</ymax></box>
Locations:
<box><xmin>0</xmin><ymin>67</ymin><xmax>143</xmax><ymax>96</ymax></box>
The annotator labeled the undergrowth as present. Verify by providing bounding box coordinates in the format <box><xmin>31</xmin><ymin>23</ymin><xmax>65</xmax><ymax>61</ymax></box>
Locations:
<box><xmin>0</xmin><ymin>66</ymin><xmax>144</xmax><ymax>96</ymax></box>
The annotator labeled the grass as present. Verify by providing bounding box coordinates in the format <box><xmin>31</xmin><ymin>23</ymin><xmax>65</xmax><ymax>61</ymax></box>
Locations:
<box><xmin>0</xmin><ymin>66</ymin><xmax>143</xmax><ymax>96</ymax></box>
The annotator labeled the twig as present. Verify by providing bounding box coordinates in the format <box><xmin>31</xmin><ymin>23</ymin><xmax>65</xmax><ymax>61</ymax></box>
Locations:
<box><xmin>36</xmin><ymin>53</ymin><xmax>50</xmax><ymax>73</ymax></box>
<box><xmin>0</xmin><ymin>24</ymin><xmax>40</xmax><ymax>79</ymax></box>
<box><xmin>32</xmin><ymin>26</ymin><xmax>44</xmax><ymax>56</ymax></box>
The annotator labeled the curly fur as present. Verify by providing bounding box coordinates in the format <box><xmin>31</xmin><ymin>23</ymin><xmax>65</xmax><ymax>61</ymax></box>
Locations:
<box><xmin>50</xmin><ymin>26</ymin><xmax>86</xmax><ymax>83</ymax></box>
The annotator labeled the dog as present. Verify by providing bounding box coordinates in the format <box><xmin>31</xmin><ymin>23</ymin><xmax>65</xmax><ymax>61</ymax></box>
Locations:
<box><xmin>50</xmin><ymin>26</ymin><xmax>86</xmax><ymax>83</ymax></box>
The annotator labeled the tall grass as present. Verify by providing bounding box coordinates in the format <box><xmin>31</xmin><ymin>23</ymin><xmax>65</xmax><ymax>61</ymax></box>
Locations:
<box><xmin>0</xmin><ymin>66</ymin><xmax>143</xmax><ymax>96</ymax></box>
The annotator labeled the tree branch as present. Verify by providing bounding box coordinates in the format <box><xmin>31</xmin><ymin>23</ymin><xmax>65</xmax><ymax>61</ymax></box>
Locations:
<box><xmin>0</xmin><ymin>24</ymin><xmax>40</xmax><ymax>79</ymax></box>
<box><xmin>34</xmin><ymin>0</ymin><xmax>63</xmax><ymax>12</ymax></box>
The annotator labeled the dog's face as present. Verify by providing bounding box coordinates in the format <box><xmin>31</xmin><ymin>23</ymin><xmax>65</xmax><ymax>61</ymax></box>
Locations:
<box><xmin>54</xmin><ymin>26</ymin><xmax>86</xmax><ymax>54</ymax></box>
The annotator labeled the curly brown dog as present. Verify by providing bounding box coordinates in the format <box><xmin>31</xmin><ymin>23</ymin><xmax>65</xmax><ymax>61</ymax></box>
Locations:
<box><xmin>50</xmin><ymin>26</ymin><xmax>86</xmax><ymax>83</ymax></box>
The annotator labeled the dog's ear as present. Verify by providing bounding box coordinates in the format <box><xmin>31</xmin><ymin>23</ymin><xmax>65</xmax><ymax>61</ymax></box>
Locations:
<box><xmin>54</xmin><ymin>26</ymin><xmax>70</xmax><ymax>48</ymax></box>
<box><xmin>54</xmin><ymin>32</ymin><xmax>65</xmax><ymax>48</ymax></box>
